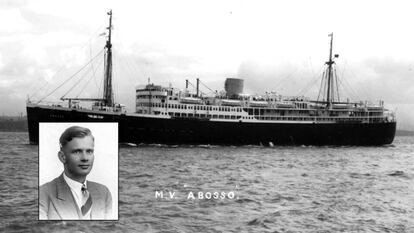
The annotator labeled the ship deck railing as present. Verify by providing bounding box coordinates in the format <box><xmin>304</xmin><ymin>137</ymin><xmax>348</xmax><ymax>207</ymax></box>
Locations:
<box><xmin>161</xmin><ymin>110</ymin><xmax>394</xmax><ymax>123</ymax></box>
<box><xmin>252</xmin><ymin>115</ymin><xmax>394</xmax><ymax>123</ymax></box>
<box><xmin>27</xmin><ymin>101</ymin><xmax>126</xmax><ymax>113</ymax></box>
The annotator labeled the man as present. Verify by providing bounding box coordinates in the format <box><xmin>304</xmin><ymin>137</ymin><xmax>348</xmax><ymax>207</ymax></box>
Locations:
<box><xmin>39</xmin><ymin>126</ymin><xmax>112</xmax><ymax>220</ymax></box>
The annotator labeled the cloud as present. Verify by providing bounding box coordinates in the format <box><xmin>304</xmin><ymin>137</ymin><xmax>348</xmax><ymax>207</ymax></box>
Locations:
<box><xmin>350</xmin><ymin>58</ymin><xmax>414</xmax><ymax>104</ymax></box>
<box><xmin>0</xmin><ymin>8</ymin><xmax>30</xmax><ymax>34</ymax></box>
<box><xmin>0</xmin><ymin>0</ymin><xmax>413</xmax><ymax>131</ymax></box>
<box><xmin>0</xmin><ymin>0</ymin><xmax>27</xmax><ymax>8</ymax></box>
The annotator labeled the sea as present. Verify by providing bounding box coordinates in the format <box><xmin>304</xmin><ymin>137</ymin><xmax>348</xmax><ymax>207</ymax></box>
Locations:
<box><xmin>1</xmin><ymin>132</ymin><xmax>413</xmax><ymax>233</ymax></box>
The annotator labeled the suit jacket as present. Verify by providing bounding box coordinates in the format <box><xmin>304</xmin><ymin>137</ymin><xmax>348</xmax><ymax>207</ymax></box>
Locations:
<box><xmin>39</xmin><ymin>174</ymin><xmax>113</xmax><ymax>220</ymax></box>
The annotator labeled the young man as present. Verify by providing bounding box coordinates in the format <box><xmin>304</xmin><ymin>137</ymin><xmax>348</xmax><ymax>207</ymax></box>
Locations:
<box><xmin>39</xmin><ymin>126</ymin><xmax>112</xmax><ymax>220</ymax></box>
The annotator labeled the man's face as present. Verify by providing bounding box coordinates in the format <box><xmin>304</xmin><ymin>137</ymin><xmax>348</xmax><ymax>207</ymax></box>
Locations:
<box><xmin>59</xmin><ymin>135</ymin><xmax>94</xmax><ymax>181</ymax></box>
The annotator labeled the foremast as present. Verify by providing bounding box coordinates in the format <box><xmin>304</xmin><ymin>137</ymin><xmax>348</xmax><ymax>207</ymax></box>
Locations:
<box><xmin>103</xmin><ymin>10</ymin><xmax>114</xmax><ymax>107</ymax></box>
<box><xmin>57</xmin><ymin>10</ymin><xmax>115</xmax><ymax>108</ymax></box>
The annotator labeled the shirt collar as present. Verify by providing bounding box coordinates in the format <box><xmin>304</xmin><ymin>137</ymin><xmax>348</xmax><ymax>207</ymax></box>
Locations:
<box><xmin>63</xmin><ymin>172</ymin><xmax>87</xmax><ymax>192</ymax></box>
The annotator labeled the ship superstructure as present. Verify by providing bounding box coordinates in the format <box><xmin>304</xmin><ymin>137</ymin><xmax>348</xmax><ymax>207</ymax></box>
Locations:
<box><xmin>135</xmin><ymin>79</ymin><xmax>394</xmax><ymax>126</ymax></box>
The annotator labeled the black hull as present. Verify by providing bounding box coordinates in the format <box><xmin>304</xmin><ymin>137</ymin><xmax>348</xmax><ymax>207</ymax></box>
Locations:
<box><xmin>26</xmin><ymin>106</ymin><xmax>396</xmax><ymax>146</ymax></box>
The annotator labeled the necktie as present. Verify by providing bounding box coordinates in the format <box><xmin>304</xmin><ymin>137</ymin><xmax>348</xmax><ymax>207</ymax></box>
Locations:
<box><xmin>81</xmin><ymin>184</ymin><xmax>92</xmax><ymax>216</ymax></box>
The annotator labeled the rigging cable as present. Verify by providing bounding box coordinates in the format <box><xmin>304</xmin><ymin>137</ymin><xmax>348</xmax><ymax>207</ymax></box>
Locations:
<box><xmin>32</xmin><ymin>24</ymin><xmax>106</xmax><ymax>101</ymax></box>
<box><xmin>186</xmin><ymin>80</ymin><xmax>196</xmax><ymax>90</ymax></box>
<box><xmin>89</xmin><ymin>40</ymin><xmax>97</xmax><ymax>89</ymax></box>
<box><xmin>317</xmin><ymin>70</ymin><xmax>326</xmax><ymax>102</ymax></box>
<box><xmin>336</xmin><ymin>65</ymin><xmax>361</xmax><ymax>101</ymax></box>
<box><xmin>199</xmin><ymin>80</ymin><xmax>217</xmax><ymax>95</ymax></box>
<box><xmin>296</xmin><ymin>66</ymin><xmax>324</xmax><ymax>97</ymax></box>
<box><xmin>334</xmin><ymin>68</ymin><xmax>340</xmax><ymax>102</ymax></box>
<box><xmin>62</xmin><ymin>56</ymin><xmax>98</xmax><ymax>99</ymax></box>
<box><xmin>273</xmin><ymin>68</ymin><xmax>298</xmax><ymax>92</ymax></box>
<box><xmin>112</xmin><ymin>50</ymin><xmax>119</xmax><ymax>104</ymax></box>
<box><xmin>336</xmin><ymin>70</ymin><xmax>358</xmax><ymax>101</ymax></box>
<box><xmin>38</xmin><ymin>48</ymin><xmax>105</xmax><ymax>103</ymax></box>
<box><xmin>342</xmin><ymin>61</ymin><xmax>369</xmax><ymax>100</ymax></box>
<box><xmin>75</xmin><ymin>55</ymin><xmax>104</xmax><ymax>98</ymax></box>
<box><xmin>62</xmin><ymin>50</ymin><xmax>104</xmax><ymax>99</ymax></box>
<box><xmin>29</xmin><ymin>66</ymin><xmax>67</xmax><ymax>100</ymax></box>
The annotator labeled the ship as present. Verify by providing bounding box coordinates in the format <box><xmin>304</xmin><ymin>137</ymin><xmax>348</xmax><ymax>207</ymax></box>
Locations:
<box><xmin>26</xmin><ymin>11</ymin><xmax>396</xmax><ymax>146</ymax></box>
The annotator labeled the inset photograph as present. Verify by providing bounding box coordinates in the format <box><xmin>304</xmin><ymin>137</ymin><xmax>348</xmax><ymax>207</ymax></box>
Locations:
<box><xmin>38</xmin><ymin>123</ymin><xmax>118</xmax><ymax>220</ymax></box>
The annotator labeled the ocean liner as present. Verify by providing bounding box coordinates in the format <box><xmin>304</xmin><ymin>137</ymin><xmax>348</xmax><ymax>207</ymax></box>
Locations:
<box><xmin>26</xmin><ymin>11</ymin><xmax>396</xmax><ymax>145</ymax></box>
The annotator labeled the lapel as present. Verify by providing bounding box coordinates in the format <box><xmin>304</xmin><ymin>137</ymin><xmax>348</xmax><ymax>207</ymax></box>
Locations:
<box><xmin>54</xmin><ymin>174</ymin><xmax>82</xmax><ymax>219</ymax></box>
<box><xmin>87</xmin><ymin>182</ymin><xmax>100</xmax><ymax>218</ymax></box>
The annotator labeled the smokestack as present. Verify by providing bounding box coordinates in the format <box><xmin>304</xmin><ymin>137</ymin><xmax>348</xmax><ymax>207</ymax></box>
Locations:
<box><xmin>224</xmin><ymin>78</ymin><xmax>244</xmax><ymax>98</ymax></box>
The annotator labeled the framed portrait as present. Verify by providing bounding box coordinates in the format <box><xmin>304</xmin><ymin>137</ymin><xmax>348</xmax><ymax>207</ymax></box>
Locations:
<box><xmin>38</xmin><ymin>122</ymin><xmax>118</xmax><ymax>220</ymax></box>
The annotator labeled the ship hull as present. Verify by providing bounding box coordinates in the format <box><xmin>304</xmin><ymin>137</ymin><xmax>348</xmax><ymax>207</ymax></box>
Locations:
<box><xmin>27</xmin><ymin>105</ymin><xmax>396</xmax><ymax>146</ymax></box>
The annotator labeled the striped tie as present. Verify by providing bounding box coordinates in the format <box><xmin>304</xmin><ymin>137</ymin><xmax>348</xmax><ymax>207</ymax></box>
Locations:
<box><xmin>81</xmin><ymin>184</ymin><xmax>92</xmax><ymax>216</ymax></box>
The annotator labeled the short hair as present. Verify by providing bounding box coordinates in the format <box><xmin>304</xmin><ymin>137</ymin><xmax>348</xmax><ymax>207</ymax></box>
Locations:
<box><xmin>59</xmin><ymin>126</ymin><xmax>94</xmax><ymax>148</ymax></box>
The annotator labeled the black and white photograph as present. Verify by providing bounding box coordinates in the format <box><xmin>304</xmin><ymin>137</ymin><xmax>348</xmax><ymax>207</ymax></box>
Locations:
<box><xmin>38</xmin><ymin>123</ymin><xmax>118</xmax><ymax>220</ymax></box>
<box><xmin>0</xmin><ymin>0</ymin><xmax>413</xmax><ymax>232</ymax></box>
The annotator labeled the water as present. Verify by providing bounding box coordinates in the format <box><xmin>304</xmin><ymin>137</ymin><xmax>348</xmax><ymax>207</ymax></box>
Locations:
<box><xmin>1</xmin><ymin>132</ymin><xmax>413</xmax><ymax>232</ymax></box>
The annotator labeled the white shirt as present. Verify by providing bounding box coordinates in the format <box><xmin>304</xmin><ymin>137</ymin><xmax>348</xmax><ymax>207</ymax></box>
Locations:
<box><xmin>63</xmin><ymin>173</ymin><xmax>91</xmax><ymax>219</ymax></box>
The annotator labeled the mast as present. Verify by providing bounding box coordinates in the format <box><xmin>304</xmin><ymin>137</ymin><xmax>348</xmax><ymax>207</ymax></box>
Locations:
<box><xmin>326</xmin><ymin>33</ymin><xmax>334</xmax><ymax>108</ymax></box>
<box><xmin>103</xmin><ymin>10</ymin><xmax>113</xmax><ymax>107</ymax></box>
<box><xmin>196</xmin><ymin>78</ymin><xmax>200</xmax><ymax>97</ymax></box>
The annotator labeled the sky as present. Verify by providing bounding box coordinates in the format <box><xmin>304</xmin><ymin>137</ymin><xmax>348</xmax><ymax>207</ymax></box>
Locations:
<box><xmin>0</xmin><ymin>0</ymin><xmax>413</xmax><ymax>130</ymax></box>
